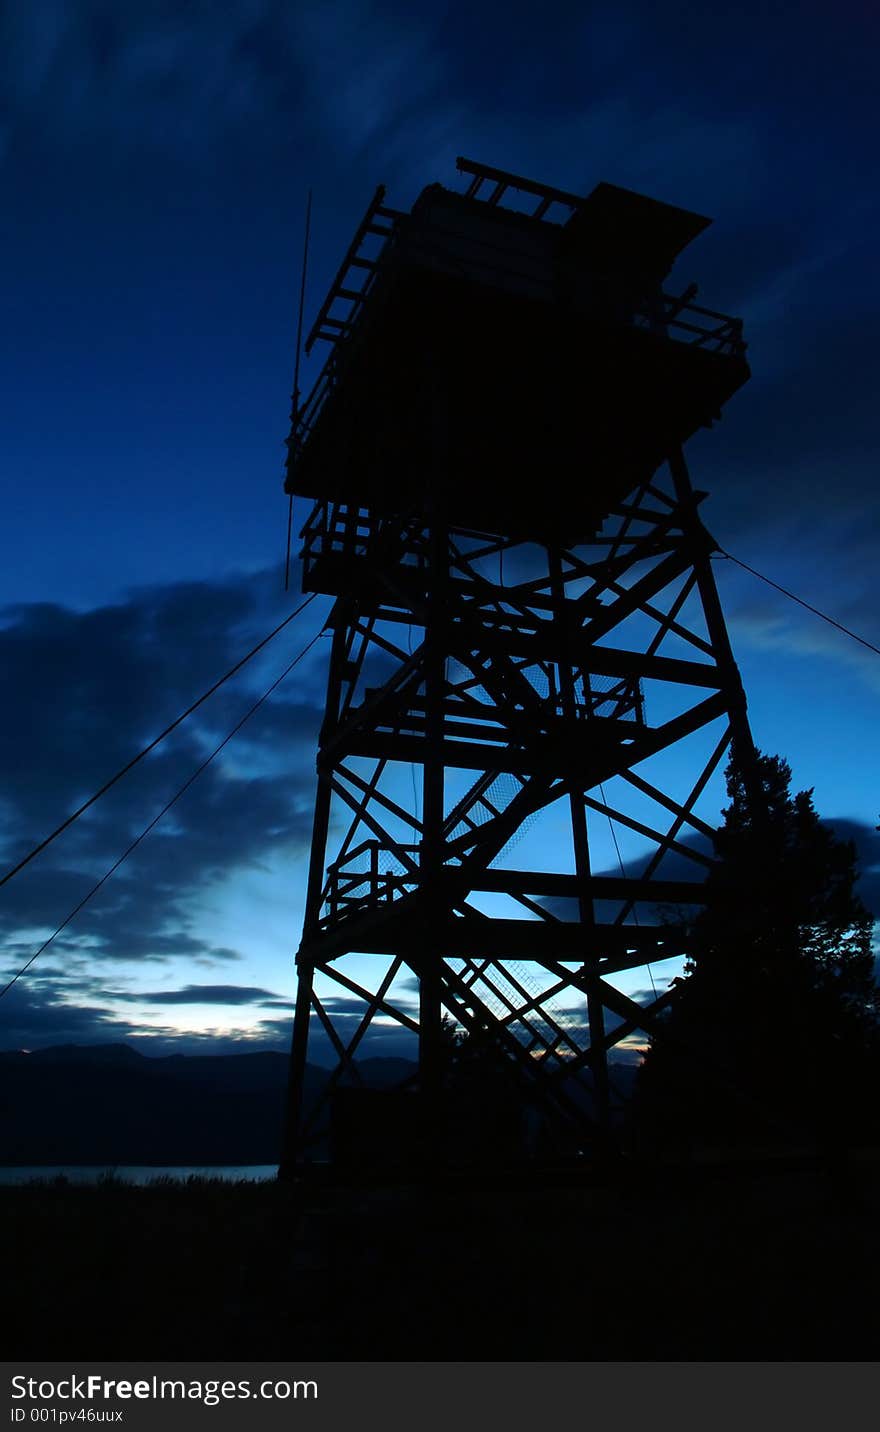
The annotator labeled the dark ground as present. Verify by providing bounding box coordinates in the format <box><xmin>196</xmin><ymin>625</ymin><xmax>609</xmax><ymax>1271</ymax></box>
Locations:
<box><xmin>5</xmin><ymin>1150</ymin><xmax>880</xmax><ymax>1361</ymax></box>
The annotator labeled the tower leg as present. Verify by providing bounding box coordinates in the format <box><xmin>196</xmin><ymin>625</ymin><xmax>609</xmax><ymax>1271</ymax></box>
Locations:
<box><xmin>668</xmin><ymin>445</ymin><xmax>759</xmax><ymax>785</ymax></box>
<box><xmin>278</xmin><ymin>615</ymin><xmax>345</xmax><ymax>1178</ymax></box>
<box><xmin>418</xmin><ymin>516</ymin><xmax>448</xmax><ymax>1156</ymax></box>
<box><xmin>278</xmin><ymin>955</ymin><xmax>315</xmax><ymax>1182</ymax></box>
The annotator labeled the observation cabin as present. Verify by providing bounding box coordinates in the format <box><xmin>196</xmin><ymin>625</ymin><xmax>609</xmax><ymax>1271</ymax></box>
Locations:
<box><xmin>284</xmin><ymin>157</ymin><xmax>749</xmax><ymax>581</ymax></box>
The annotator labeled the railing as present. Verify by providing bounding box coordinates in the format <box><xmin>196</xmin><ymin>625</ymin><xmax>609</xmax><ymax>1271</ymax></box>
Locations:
<box><xmin>285</xmin><ymin>169</ymin><xmax>747</xmax><ymax>477</ymax></box>
<box><xmin>300</xmin><ymin>501</ymin><xmax>430</xmax><ymax>595</ymax></box>
<box><xmin>632</xmin><ymin>291</ymin><xmax>746</xmax><ymax>354</ymax></box>
<box><xmin>301</xmin><ymin>500</ymin><xmax>377</xmax><ymax>563</ymax></box>
<box><xmin>324</xmin><ymin>840</ymin><xmax>418</xmax><ymax>920</ymax></box>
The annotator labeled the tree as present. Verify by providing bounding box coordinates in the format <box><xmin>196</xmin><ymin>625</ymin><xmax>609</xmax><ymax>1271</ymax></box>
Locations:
<box><xmin>636</xmin><ymin>750</ymin><xmax>878</xmax><ymax>1150</ymax></box>
<box><xmin>436</xmin><ymin>1013</ymin><xmax>535</xmax><ymax>1163</ymax></box>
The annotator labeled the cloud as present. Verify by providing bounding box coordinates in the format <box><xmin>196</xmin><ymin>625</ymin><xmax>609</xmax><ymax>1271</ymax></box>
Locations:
<box><xmin>715</xmin><ymin>552</ymin><xmax>880</xmax><ymax>698</ymax></box>
<box><xmin>0</xmin><ymin>1</ymin><xmax>451</xmax><ymax>174</ymax></box>
<box><xmin>0</xmin><ymin>967</ymin><xmax>298</xmax><ymax>1056</ymax></box>
<box><xmin>5</xmin><ymin>4</ymin><xmax>878</xmax><ymax>570</ymax></box>
<box><xmin>109</xmin><ymin>983</ymin><xmax>286</xmax><ymax>1006</ymax></box>
<box><xmin>826</xmin><ymin>819</ymin><xmax>880</xmax><ymax>920</ymax></box>
<box><xmin>0</xmin><ymin>570</ymin><xmax>324</xmax><ymax>980</ymax></box>
<box><xmin>0</xmin><ymin>972</ymin><xmax>183</xmax><ymax>1053</ymax></box>
<box><xmin>288</xmin><ymin>0</ymin><xmax>444</xmax><ymax>158</ymax></box>
<box><xmin>539</xmin><ymin>818</ymin><xmax>880</xmax><ymax>924</ymax></box>
<box><xmin>0</xmin><ymin>1</ymin><xmax>307</xmax><ymax>165</ymax></box>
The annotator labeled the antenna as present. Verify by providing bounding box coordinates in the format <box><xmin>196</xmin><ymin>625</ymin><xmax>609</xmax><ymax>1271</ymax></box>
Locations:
<box><xmin>285</xmin><ymin>189</ymin><xmax>313</xmax><ymax>593</ymax></box>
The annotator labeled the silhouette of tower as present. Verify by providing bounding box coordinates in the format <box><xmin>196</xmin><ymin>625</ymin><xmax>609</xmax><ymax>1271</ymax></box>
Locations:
<box><xmin>280</xmin><ymin>157</ymin><xmax>753</xmax><ymax>1170</ymax></box>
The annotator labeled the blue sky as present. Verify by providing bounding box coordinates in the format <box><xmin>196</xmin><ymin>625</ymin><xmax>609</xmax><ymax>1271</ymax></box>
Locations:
<box><xmin>1</xmin><ymin>0</ymin><xmax>878</xmax><ymax>1056</ymax></box>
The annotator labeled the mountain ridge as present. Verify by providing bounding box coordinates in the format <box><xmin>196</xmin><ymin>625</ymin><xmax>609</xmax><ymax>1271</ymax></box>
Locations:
<box><xmin>0</xmin><ymin>1042</ymin><xmax>416</xmax><ymax>1165</ymax></box>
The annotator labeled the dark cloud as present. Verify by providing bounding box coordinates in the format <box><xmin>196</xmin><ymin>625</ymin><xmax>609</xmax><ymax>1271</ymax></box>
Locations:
<box><xmin>109</xmin><ymin>983</ymin><xmax>285</xmax><ymax>1006</ymax></box>
<box><xmin>0</xmin><ymin>572</ymin><xmax>325</xmax><ymax>977</ymax></box>
<box><xmin>1</xmin><ymin>2</ymin><xmax>303</xmax><ymax>165</ymax></box>
<box><xmin>0</xmin><ymin>971</ymin><xmax>295</xmax><ymax>1057</ymax></box>
<box><xmin>4</xmin><ymin>3</ymin><xmax>878</xmax><ymax>605</ymax></box>
<box><xmin>827</xmin><ymin>820</ymin><xmax>880</xmax><ymax>921</ymax></box>
<box><xmin>245</xmin><ymin>1016</ymin><xmax>299</xmax><ymax>1047</ymax></box>
<box><xmin>538</xmin><ymin>818</ymin><xmax>880</xmax><ymax>928</ymax></box>
<box><xmin>1</xmin><ymin>977</ymin><xmax>136</xmax><ymax>1051</ymax></box>
<box><xmin>311</xmin><ymin>991</ymin><xmax>415</xmax><ymax>1025</ymax></box>
<box><xmin>0</xmin><ymin>1</ymin><xmax>454</xmax><ymax>181</ymax></box>
<box><xmin>218</xmin><ymin>1011</ymin><xmax>416</xmax><ymax>1065</ymax></box>
<box><xmin>0</xmin><ymin>572</ymin><xmax>324</xmax><ymax>837</ymax></box>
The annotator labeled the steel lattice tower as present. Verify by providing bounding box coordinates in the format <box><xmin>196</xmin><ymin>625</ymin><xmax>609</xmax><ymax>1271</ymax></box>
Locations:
<box><xmin>280</xmin><ymin>158</ymin><xmax>754</xmax><ymax>1171</ymax></box>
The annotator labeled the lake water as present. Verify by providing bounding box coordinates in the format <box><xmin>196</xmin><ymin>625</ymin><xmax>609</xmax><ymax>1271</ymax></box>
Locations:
<box><xmin>0</xmin><ymin>1165</ymin><xmax>279</xmax><ymax>1185</ymax></box>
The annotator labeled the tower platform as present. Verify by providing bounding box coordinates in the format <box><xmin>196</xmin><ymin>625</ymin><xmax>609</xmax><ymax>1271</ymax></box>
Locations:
<box><xmin>285</xmin><ymin>161</ymin><xmax>749</xmax><ymax>546</ymax></box>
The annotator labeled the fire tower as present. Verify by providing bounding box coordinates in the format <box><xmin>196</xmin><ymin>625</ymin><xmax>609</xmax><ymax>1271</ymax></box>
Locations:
<box><xmin>281</xmin><ymin>157</ymin><xmax>753</xmax><ymax>1169</ymax></box>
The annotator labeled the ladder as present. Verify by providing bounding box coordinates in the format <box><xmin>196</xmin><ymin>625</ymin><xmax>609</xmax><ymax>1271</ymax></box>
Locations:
<box><xmin>305</xmin><ymin>185</ymin><xmax>405</xmax><ymax>353</ymax></box>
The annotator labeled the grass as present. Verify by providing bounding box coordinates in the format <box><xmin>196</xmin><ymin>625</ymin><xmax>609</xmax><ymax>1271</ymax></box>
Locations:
<box><xmin>5</xmin><ymin>1153</ymin><xmax>879</xmax><ymax>1360</ymax></box>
